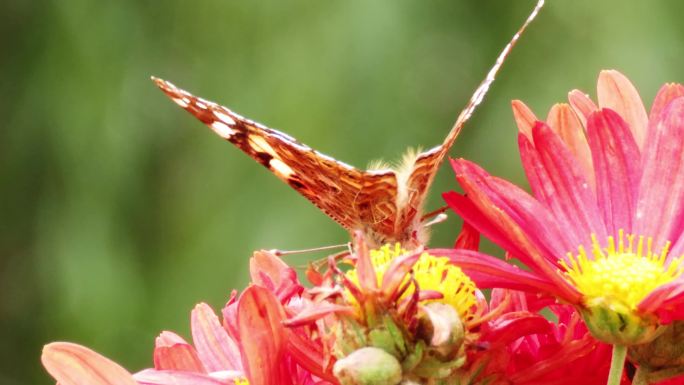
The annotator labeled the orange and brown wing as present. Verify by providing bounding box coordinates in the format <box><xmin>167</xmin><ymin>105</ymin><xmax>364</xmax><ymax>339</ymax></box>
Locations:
<box><xmin>397</xmin><ymin>0</ymin><xmax>546</xmax><ymax>232</ymax></box>
<box><xmin>153</xmin><ymin>77</ymin><xmax>398</xmax><ymax>237</ymax></box>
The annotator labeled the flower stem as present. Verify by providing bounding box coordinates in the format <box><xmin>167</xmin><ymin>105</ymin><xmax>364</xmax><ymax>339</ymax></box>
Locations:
<box><xmin>607</xmin><ymin>344</ymin><xmax>627</xmax><ymax>385</ymax></box>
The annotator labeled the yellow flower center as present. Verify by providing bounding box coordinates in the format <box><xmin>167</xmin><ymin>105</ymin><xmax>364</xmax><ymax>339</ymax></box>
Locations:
<box><xmin>346</xmin><ymin>243</ymin><xmax>478</xmax><ymax>320</ymax></box>
<box><xmin>234</xmin><ymin>378</ymin><xmax>249</xmax><ymax>385</ymax></box>
<box><xmin>561</xmin><ymin>230</ymin><xmax>684</xmax><ymax>310</ymax></box>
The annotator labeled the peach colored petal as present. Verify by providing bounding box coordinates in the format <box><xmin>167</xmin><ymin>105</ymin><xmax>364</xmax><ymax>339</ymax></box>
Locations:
<box><xmin>153</xmin><ymin>344</ymin><xmax>206</xmax><ymax>373</ymax></box>
<box><xmin>42</xmin><ymin>342</ymin><xmax>138</xmax><ymax>385</ymax></box>
<box><xmin>546</xmin><ymin>103</ymin><xmax>594</xmax><ymax>186</ymax></box>
<box><xmin>568</xmin><ymin>89</ymin><xmax>598</xmax><ymax>127</ymax></box>
<box><xmin>597</xmin><ymin>70</ymin><xmax>648</xmax><ymax>148</ymax></box>
<box><xmin>511</xmin><ymin>100</ymin><xmax>537</xmax><ymax>139</ymax></box>
<box><xmin>155</xmin><ymin>331</ymin><xmax>187</xmax><ymax>347</ymax></box>
<box><xmin>191</xmin><ymin>303</ymin><xmax>242</xmax><ymax>372</ymax></box>
<box><xmin>650</xmin><ymin>83</ymin><xmax>684</xmax><ymax>122</ymax></box>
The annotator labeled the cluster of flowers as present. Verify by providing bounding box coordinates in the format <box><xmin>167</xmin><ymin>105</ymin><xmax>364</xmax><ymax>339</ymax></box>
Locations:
<box><xmin>42</xmin><ymin>71</ymin><xmax>684</xmax><ymax>385</ymax></box>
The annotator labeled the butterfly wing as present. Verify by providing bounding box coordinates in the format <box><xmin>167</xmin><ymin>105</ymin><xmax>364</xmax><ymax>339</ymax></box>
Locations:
<box><xmin>153</xmin><ymin>78</ymin><xmax>399</xmax><ymax>238</ymax></box>
<box><xmin>397</xmin><ymin>0</ymin><xmax>546</xmax><ymax>233</ymax></box>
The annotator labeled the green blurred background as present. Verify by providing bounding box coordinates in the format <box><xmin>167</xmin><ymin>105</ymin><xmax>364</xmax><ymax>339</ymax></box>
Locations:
<box><xmin>3</xmin><ymin>0</ymin><xmax>684</xmax><ymax>383</ymax></box>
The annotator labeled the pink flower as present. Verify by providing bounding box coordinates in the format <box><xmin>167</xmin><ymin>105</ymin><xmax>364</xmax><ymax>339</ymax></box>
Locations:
<box><xmin>42</xmin><ymin>251</ymin><xmax>336</xmax><ymax>385</ymax></box>
<box><xmin>441</xmin><ymin>70</ymin><xmax>684</xmax><ymax>346</ymax></box>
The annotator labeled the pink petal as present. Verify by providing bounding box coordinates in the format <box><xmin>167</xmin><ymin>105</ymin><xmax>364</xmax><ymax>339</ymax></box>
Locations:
<box><xmin>237</xmin><ymin>285</ymin><xmax>293</xmax><ymax>385</ymax></box>
<box><xmin>568</xmin><ymin>89</ymin><xmax>598</xmax><ymax>127</ymax></box>
<box><xmin>586</xmin><ymin>109</ymin><xmax>641</xmax><ymax>235</ymax></box>
<box><xmin>529</xmin><ymin>122</ymin><xmax>607</xmax><ymax>246</ymax></box>
<box><xmin>42</xmin><ymin>342</ymin><xmax>138</xmax><ymax>385</ymax></box>
<box><xmin>431</xmin><ymin>248</ymin><xmax>578</xmax><ymax>302</ymax></box>
<box><xmin>518</xmin><ymin>133</ymin><xmax>581</xmax><ymax>253</ymax></box>
<box><xmin>444</xmin><ymin>190</ymin><xmax>531</xmax><ymax>262</ymax></box>
<box><xmin>546</xmin><ymin>103</ymin><xmax>594</xmax><ymax>185</ymax></box>
<box><xmin>191</xmin><ymin>303</ymin><xmax>243</xmax><ymax>372</ymax></box>
<box><xmin>650</xmin><ymin>83</ymin><xmax>684</xmax><ymax>122</ymax></box>
<box><xmin>134</xmin><ymin>369</ymin><xmax>240</xmax><ymax>385</ymax></box>
<box><xmin>634</xmin><ymin>97</ymin><xmax>684</xmax><ymax>251</ymax></box>
<box><xmin>450</xmin><ymin>158</ymin><xmax>567</xmax><ymax>261</ymax></box>
<box><xmin>597</xmin><ymin>70</ymin><xmax>649</xmax><ymax>148</ymax></box>
<box><xmin>638</xmin><ymin>278</ymin><xmax>684</xmax><ymax>317</ymax></box>
<box><xmin>511</xmin><ymin>100</ymin><xmax>538</xmax><ymax>139</ymax></box>
<box><xmin>381</xmin><ymin>250</ymin><xmax>422</xmax><ymax>296</ymax></box>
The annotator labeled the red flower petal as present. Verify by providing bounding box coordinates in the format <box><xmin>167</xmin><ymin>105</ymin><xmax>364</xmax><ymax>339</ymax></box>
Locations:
<box><xmin>191</xmin><ymin>303</ymin><xmax>242</xmax><ymax>372</ymax></box>
<box><xmin>597</xmin><ymin>70</ymin><xmax>649</xmax><ymax>148</ymax></box>
<box><xmin>587</xmin><ymin>109</ymin><xmax>641</xmax><ymax>235</ymax></box>
<box><xmin>530</xmin><ymin>122</ymin><xmax>606</xmax><ymax>246</ymax></box>
<box><xmin>237</xmin><ymin>285</ymin><xmax>292</xmax><ymax>385</ymax></box>
<box><xmin>42</xmin><ymin>342</ymin><xmax>138</xmax><ymax>385</ymax></box>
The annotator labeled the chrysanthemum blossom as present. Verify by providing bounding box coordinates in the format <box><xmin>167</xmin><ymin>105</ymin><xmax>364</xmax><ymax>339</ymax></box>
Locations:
<box><xmin>442</xmin><ymin>70</ymin><xmax>684</xmax><ymax>347</ymax></box>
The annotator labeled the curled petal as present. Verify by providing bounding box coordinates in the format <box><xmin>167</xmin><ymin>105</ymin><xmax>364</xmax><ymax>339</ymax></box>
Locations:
<box><xmin>42</xmin><ymin>342</ymin><xmax>138</xmax><ymax>385</ymax></box>
<box><xmin>153</xmin><ymin>343</ymin><xmax>206</xmax><ymax>373</ymax></box>
<box><xmin>454</xmin><ymin>221</ymin><xmax>480</xmax><ymax>250</ymax></box>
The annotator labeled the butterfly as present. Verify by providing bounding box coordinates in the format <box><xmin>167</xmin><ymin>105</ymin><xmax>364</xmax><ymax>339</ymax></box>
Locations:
<box><xmin>153</xmin><ymin>1</ymin><xmax>544</xmax><ymax>250</ymax></box>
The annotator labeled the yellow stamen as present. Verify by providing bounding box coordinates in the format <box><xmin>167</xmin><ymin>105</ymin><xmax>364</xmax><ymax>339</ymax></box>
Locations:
<box><xmin>560</xmin><ymin>230</ymin><xmax>684</xmax><ymax>310</ymax></box>
<box><xmin>234</xmin><ymin>378</ymin><xmax>250</xmax><ymax>385</ymax></box>
<box><xmin>346</xmin><ymin>243</ymin><xmax>478</xmax><ymax>320</ymax></box>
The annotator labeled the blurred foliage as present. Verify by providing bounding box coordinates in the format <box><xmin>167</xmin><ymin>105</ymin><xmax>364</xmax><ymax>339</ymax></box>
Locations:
<box><xmin>2</xmin><ymin>0</ymin><xmax>684</xmax><ymax>383</ymax></box>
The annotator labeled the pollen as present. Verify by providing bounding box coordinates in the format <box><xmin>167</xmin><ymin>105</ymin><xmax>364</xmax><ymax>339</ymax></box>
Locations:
<box><xmin>561</xmin><ymin>230</ymin><xmax>684</xmax><ymax>310</ymax></box>
<box><xmin>346</xmin><ymin>244</ymin><xmax>478</xmax><ymax>320</ymax></box>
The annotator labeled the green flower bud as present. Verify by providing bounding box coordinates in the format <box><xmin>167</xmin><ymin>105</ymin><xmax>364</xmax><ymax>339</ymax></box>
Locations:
<box><xmin>580</xmin><ymin>299</ymin><xmax>664</xmax><ymax>345</ymax></box>
<box><xmin>333</xmin><ymin>347</ymin><xmax>403</xmax><ymax>385</ymax></box>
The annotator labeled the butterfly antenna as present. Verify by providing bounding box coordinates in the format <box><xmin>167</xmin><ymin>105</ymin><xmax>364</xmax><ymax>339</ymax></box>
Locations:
<box><xmin>440</xmin><ymin>0</ymin><xmax>545</xmax><ymax>154</ymax></box>
<box><xmin>270</xmin><ymin>242</ymin><xmax>351</xmax><ymax>257</ymax></box>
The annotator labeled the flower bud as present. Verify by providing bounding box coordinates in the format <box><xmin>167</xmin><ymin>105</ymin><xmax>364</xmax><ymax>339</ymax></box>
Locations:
<box><xmin>417</xmin><ymin>303</ymin><xmax>465</xmax><ymax>358</ymax></box>
<box><xmin>333</xmin><ymin>347</ymin><xmax>403</xmax><ymax>385</ymax></box>
<box><xmin>580</xmin><ymin>299</ymin><xmax>664</xmax><ymax>345</ymax></box>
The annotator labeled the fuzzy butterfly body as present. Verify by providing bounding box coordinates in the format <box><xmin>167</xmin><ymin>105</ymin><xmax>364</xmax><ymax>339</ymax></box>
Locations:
<box><xmin>153</xmin><ymin>0</ymin><xmax>544</xmax><ymax>249</ymax></box>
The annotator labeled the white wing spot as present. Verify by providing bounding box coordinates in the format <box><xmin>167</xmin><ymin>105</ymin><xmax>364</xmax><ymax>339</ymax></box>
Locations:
<box><xmin>172</xmin><ymin>97</ymin><xmax>190</xmax><ymax>108</ymax></box>
<box><xmin>211</xmin><ymin>121</ymin><xmax>236</xmax><ymax>138</ymax></box>
<box><xmin>269</xmin><ymin>158</ymin><xmax>294</xmax><ymax>178</ymax></box>
<box><xmin>249</xmin><ymin>135</ymin><xmax>277</xmax><ymax>157</ymax></box>
<box><xmin>195</xmin><ymin>101</ymin><xmax>208</xmax><ymax>110</ymax></box>
<box><xmin>213</xmin><ymin>111</ymin><xmax>236</xmax><ymax>126</ymax></box>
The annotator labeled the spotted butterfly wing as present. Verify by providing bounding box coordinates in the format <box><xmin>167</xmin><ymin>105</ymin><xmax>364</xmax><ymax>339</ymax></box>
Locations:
<box><xmin>153</xmin><ymin>0</ymin><xmax>544</xmax><ymax>249</ymax></box>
